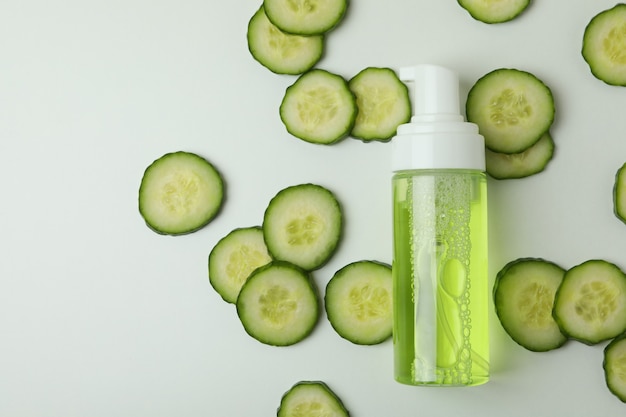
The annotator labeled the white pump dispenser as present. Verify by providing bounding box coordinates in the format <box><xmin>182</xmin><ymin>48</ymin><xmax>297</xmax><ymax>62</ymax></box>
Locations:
<box><xmin>391</xmin><ymin>64</ymin><xmax>485</xmax><ymax>171</ymax></box>
<box><xmin>391</xmin><ymin>64</ymin><xmax>489</xmax><ymax>387</ymax></box>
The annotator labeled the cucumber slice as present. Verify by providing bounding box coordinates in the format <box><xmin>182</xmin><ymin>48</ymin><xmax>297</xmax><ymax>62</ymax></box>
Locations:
<box><xmin>277</xmin><ymin>381</ymin><xmax>349</xmax><ymax>417</ymax></box>
<box><xmin>264</xmin><ymin>0</ymin><xmax>348</xmax><ymax>36</ymax></box>
<box><xmin>348</xmin><ymin>67</ymin><xmax>411</xmax><ymax>142</ymax></box>
<box><xmin>582</xmin><ymin>4</ymin><xmax>626</xmax><ymax>86</ymax></box>
<box><xmin>236</xmin><ymin>261</ymin><xmax>319</xmax><ymax>346</ymax></box>
<box><xmin>247</xmin><ymin>6</ymin><xmax>324</xmax><ymax>75</ymax></box>
<box><xmin>280</xmin><ymin>69</ymin><xmax>357</xmax><ymax>144</ymax></box>
<box><xmin>493</xmin><ymin>258</ymin><xmax>568</xmax><ymax>352</ymax></box>
<box><xmin>457</xmin><ymin>0</ymin><xmax>531</xmax><ymax>24</ymax></box>
<box><xmin>466</xmin><ymin>68</ymin><xmax>555</xmax><ymax>154</ymax></box>
<box><xmin>138</xmin><ymin>151</ymin><xmax>224</xmax><ymax>235</ymax></box>
<box><xmin>553</xmin><ymin>260</ymin><xmax>626</xmax><ymax>345</ymax></box>
<box><xmin>208</xmin><ymin>226</ymin><xmax>273</xmax><ymax>304</ymax></box>
<box><xmin>614</xmin><ymin>162</ymin><xmax>626</xmax><ymax>224</ymax></box>
<box><xmin>486</xmin><ymin>131</ymin><xmax>555</xmax><ymax>180</ymax></box>
<box><xmin>604</xmin><ymin>333</ymin><xmax>626</xmax><ymax>403</ymax></box>
<box><xmin>263</xmin><ymin>183</ymin><xmax>342</xmax><ymax>271</ymax></box>
<box><xmin>325</xmin><ymin>260</ymin><xmax>392</xmax><ymax>345</ymax></box>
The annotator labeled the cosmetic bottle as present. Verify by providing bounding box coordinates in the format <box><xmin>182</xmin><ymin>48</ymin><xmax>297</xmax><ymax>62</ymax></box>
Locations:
<box><xmin>391</xmin><ymin>64</ymin><xmax>489</xmax><ymax>386</ymax></box>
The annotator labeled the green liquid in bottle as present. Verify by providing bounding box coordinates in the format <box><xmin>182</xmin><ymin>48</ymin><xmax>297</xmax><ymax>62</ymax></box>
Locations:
<box><xmin>392</xmin><ymin>170</ymin><xmax>489</xmax><ymax>386</ymax></box>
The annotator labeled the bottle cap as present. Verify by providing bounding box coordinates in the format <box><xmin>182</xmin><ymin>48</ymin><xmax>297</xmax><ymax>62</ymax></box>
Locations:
<box><xmin>391</xmin><ymin>64</ymin><xmax>485</xmax><ymax>171</ymax></box>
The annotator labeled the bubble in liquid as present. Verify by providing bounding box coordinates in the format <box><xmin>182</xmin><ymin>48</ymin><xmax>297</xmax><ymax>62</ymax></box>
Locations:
<box><xmin>441</xmin><ymin>258</ymin><xmax>467</xmax><ymax>299</ymax></box>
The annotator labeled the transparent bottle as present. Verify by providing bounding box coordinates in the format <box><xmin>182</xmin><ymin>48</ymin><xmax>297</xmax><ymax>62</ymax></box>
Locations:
<box><xmin>391</xmin><ymin>65</ymin><xmax>489</xmax><ymax>386</ymax></box>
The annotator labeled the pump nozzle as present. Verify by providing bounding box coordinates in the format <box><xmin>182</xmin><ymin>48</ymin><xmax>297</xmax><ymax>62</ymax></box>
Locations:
<box><xmin>400</xmin><ymin>65</ymin><xmax>462</xmax><ymax>123</ymax></box>
<box><xmin>392</xmin><ymin>64</ymin><xmax>485</xmax><ymax>171</ymax></box>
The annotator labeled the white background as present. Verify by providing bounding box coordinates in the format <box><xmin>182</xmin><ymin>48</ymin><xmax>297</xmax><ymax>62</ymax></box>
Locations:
<box><xmin>1</xmin><ymin>0</ymin><xmax>626</xmax><ymax>416</ymax></box>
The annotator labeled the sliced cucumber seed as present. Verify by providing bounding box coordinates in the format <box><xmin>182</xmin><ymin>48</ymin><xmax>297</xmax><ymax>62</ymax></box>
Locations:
<box><xmin>575</xmin><ymin>281</ymin><xmax>618</xmax><ymax>322</ymax></box>
<box><xmin>350</xmin><ymin>286</ymin><xmax>389</xmax><ymax>319</ymax></box>
<box><xmin>298</xmin><ymin>90</ymin><xmax>340</xmax><ymax>131</ymax></box>
<box><xmin>260</xmin><ymin>285</ymin><xmax>298</xmax><ymax>324</ymax></box>
<box><xmin>489</xmin><ymin>88</ymin><xmax>533</xmax><ymax>126</ymax></box>
<box><xmin>287</xmin><ymin>215</ymin><xmax>323</xmax><ymax>245</ymax></box>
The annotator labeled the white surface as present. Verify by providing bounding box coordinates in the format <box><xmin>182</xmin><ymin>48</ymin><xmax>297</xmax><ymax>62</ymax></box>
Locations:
<box><xmin>1</xmin><ymin>0</ymin><xmax>626</xmax><ymax>415</ymax></box>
